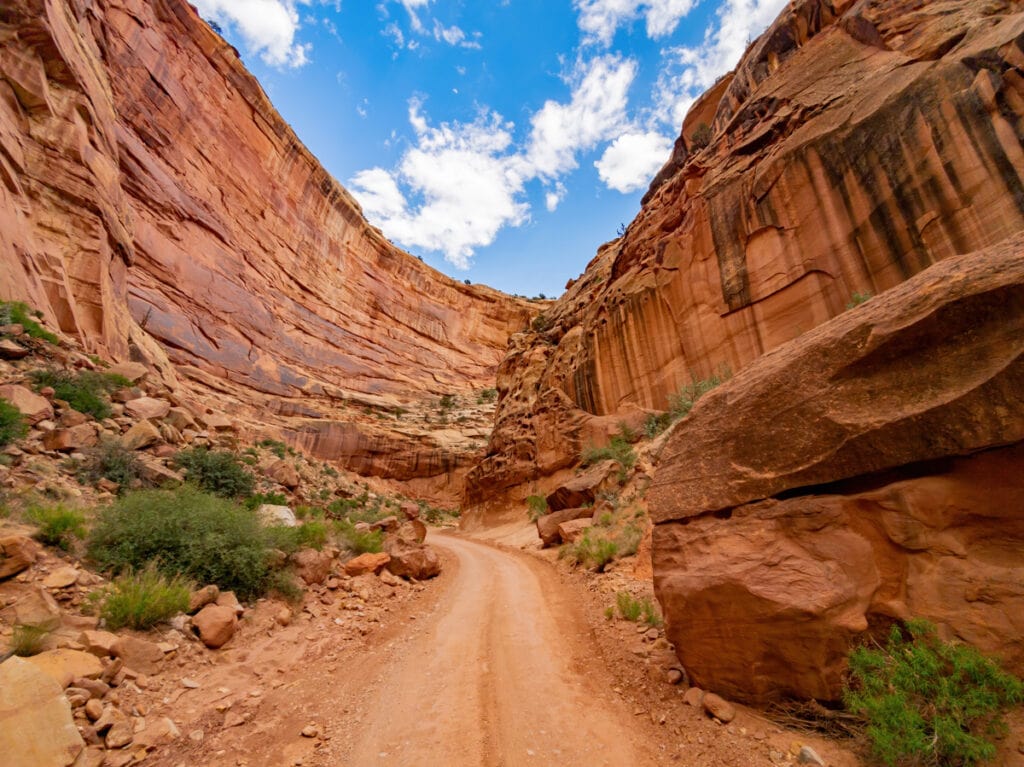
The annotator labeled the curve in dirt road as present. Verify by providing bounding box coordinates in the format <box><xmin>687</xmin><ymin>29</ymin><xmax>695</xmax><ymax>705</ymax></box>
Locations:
<box><xmin>345</xmin><ymin>532</ymin><xmax>653</xmax><ymax>767</ymax></box>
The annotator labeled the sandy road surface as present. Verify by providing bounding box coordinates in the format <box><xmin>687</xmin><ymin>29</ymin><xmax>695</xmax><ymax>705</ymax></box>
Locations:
<box><xmin>343</xmin><ymin>533</ymin><xmax>654</xmax><ymax>766</ymax></box>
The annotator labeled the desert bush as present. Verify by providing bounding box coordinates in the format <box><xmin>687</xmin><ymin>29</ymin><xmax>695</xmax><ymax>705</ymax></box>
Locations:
<box><xmin>0</xmin><ymin>300</ymin><xmax>59</xmax><ymax>344</ymax></box>
<box><xmin>564</xmin><ymin>528</ymin><xmax>618</xmax><ymax>572</ymax></box>
<box><xmin>10</xmin><ymin>623</ymin><xmax>51</xmax><ymax>656</ymax></box>
<box><xmin>26</xmin><ymin>504</ymin><xmax>86</xmax><ymax>550</ymax></box>
<box><xmin>531</xmin><ymin>313</ymin><xmax>552</xmax><ymax>332</ymax></box>
<box><xmin>642</xmin><ymin>411</ymin><xmax>671</xmax><ymax>439</ymax></box>
<box><xmin>526</xmin><ymin>494</ymin><xmax>548</xmax><ymax>522</ymax></box>
<box><xmin>266</xmin><ymin>570</ymin><xmax>303</xmax><ymax>602</ymax></box>
<box><xmin>94</xmin><ymin>566</ymin><xmax>190</xmax><ymax>630</ymax></box>
<box><xmin>847</xmin><ymin>291</ymin><xmax>873</xmax><ymax>309</ymax></box>
<box><xmin>244</xmin><ymin>491</ymin><xmax>288</xmax><ymax>510</ymax></box>
<box><xmin>642</xmin><ymin>598</ymin><xmax>663</xmax><ymax>628</ymax></box>
<box><xmin>0</xmin><ymin>400</ymin><xmax>27</xmax><ymax>447</ymax></box>
<box><xmin>328</xmin><ymin>492</ymin><xmax>385</xmax><ymax>524</ymax></box>
<box><xmin>29</xmin><ymin>369</ymin><xmax>129</xmax><ymax>420</ymax></box>
<box><xmin>668</xmin><ymin>371</ymin><xmax>728</xmax><ymax>422</ymax></box>
<box><xmin>478</xmin><ymin>387</ymin><xmax>498</xmax><ymax>403</ymax></box>
<box><xmin>691</xmin><ymin>122</ymin><xmax>712</xmax><ymax>149</ymax></box>
<box><xmin>334</xmin><ymin>519</ymin><xmax>383</xmax><ymax>554</ymax></box>
<box><xmin>263</xmin><ymin>521</ymin><xmax>328</xmax><ymax>554</ymax></box>
<box><xmin>257</xmin><ymin>439</ymin><xmax>288</xmax><ymax>458</ymax></box>
<box><xmin>88</xmin><ymin>486</ymin><xmax>271</xmax><ymax>599</ymax></box>
<box><xmin>580</xmin><ymin>435</ymin><xmax>636</xmax><ymax>483</ymax></box>
<box><xmin>616</xmin><ymin>591</ymin><xmax>643</xmax><ymax>621</ymax></box>
<box><xmin>616</xmin><ymin>521</ymin><xmax>644</xmax><ymax>557</ymax></box>
<box><xmin>173</xmin><ymin>447</ymin><xmax>255</xmax><ymax>498</ymax></box>
<box><xmin>844</xmin><ymin>619</ymin><xmax>1024</xmax><ymax>767</ymax></box>
<box><xmin>79</xmin><ymin>438</ymin><xmax>142</xmax><ymax>490</ymax></box>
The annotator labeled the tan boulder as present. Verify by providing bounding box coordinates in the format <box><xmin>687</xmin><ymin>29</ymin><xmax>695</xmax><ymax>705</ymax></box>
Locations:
<box><xmin>25</xmin><ymin>649</ymin><xmax>103</xmax><ymax>688</ymax></box>
<box><xmin>393</xmin><ymin>519</ymin><xmax>427</xmax><ymax>545</ymax></box>
<box><xmin>291</xmin><ymin>548</ymin><xmax>332</xmax><ymax>585</ymax></box>
<box><xmin>400</xmin><ymin>501</ymin><xmax>420</xmax><ymax>520</ymax></box>
<box><xmin>200</xmin><ymin>413</ymin><xmax>235</xmax><ymax>432</ymax></box>
<box><xmin>188</xmin><ymin>584</ymin><xmax>220</xmax><ymax>613</ymax></box>
<box><xmin>192</xmin><ymin>604</ymin><xmax>237</xmax><ymax>648</ymax></box>
<box><xmin>215</xmin><ymin>590</ymin><xmax>244</xmax><ymax>617</ymax></box>
<box><xmin>535</xmin><ymin>507</ymin><xmax>593</xmax><ymax>548</ymax></box>
<box><xmin>124</xmin><ymin>396</ymin><xmax>170</xmax><ymax>420</ymax></box>
<box><xmin>164</xmin><ymin>407</ymin><xmax>198</xmax><ymax>432</ymax></box>
<box><xmin>257</xmin><ymin>504</ymin><xmax>297</xmax><ymax>527</ymax></box>
<box><xmin>107</xmin><ymin>362</ymin><xmax>148</xmax><ymax>383</ymax></box>
<box><xmin>385</xmin><ymin>542</ymin><xmax>441</xmax><ymax>580</ymax></box>
<box><xmin>343</xmin><ymin>552</ymin><xmax>390</xmax><ymax>577</ymax></box>
<box><xmin>110</xmin><ymin>636</ymin><xmax>165</xmax><ymax>675</ymax></box>
<box><xmin>370</xmin><ymin>515</ymin><xmax>399</xmax><ymax>533</ymax></box>
<box><xmin>42</xmin><ymin>424</ymin><xmax>97</xmax><ymax>452</ymax></box>
<box><xmin>42</xmin><ymin>566</ymin><xmax>79</xmax><ymax>589</ymax></box>
<box><xmin>78</xmin><ymin>630</ymin><xmax>119</xmax><ymax>658</ymax></box>
<box><xmin>133</xmin><ymin>716</ymin><xmax>180</xmax><ymax>750</ymax></box>
<box><xmin>557</xmin><ymin>518</ymin><xmax>592</xmax><ymax>543</ymax></box>
<box><xmin>0</xmin><ymin>384</ymin><xmax>53</xmax><ymax>425</ymax></box>
<box><xmin>702</xmin><ymin>692</ymin><xmax>736</xmax><ymax>723</ymax></box>
<box><xmin>266</xmin><ymin>458</ymin><xmax>299</xmax><ymax>489</ymax></box>
<box><xmin>0</xmin><ymin>535</ymin><xmax>38</xmax><ymax>578</ymax></box>
<box><xmin>122</xmin><ymin>420</ymin><xmax>162</xmax><ymax>450</ymax></box>
<box><xmin>545</xmin><ymin>462</ymin><xmax>615</xmax><ymax>511</ymax></box>
<box><xmin>9</xmin><ymin>586</ymin><xmax>62</xmax><ymax>630</ymax></box>
<box><xmin>0</xmin><ymin>656</ymin><xmax>85</xmax><ymax>765</ymax></box>
<box><xmin>0</xmin><ymin>338</ymin><xmax>29</xmax><ymax>359</ymax></box>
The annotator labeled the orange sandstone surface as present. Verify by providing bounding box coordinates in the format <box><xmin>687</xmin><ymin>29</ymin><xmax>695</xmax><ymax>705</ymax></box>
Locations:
<box><xmin>0</xmin><ymin>0</ymin><xmax>533</xmax><ymax>500</ymax></box>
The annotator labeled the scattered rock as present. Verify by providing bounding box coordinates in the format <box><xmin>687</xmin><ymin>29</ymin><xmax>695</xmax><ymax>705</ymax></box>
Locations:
<box><xmin>0</xmin><ymin>384</ymin><xmax>54</xmax><ymax>424</ymax></box>
<box><xmin>192</xmin><ymin>604</ymin><xmax>237</xmax><ymax>649</ymax></box>
<box><xmin>110</xmin><ymin>636</ymin><xmax>164</xmax><ymax>675</ymax></box>
<box><xmin>181</xmin><ymin>677</ymin><xmax>200</xmax><ymax>689</ymax></box>
<box><xmin>121</xmin><ymin>420</ymin><xmax>161</xmax><ymax>450</ymax></box>
<box><xmin>42</xmin><ymin>566</ymin><xmax>79</xmax><ymax>589</ymax></box>
<box><xmin>0</xmin><ymin>338</ymin><xmax>30</xmax><ymax>359</ymax></box>
<box><xmin>266</xmin><ymin>458</ymin><xmax>299</xmax><ymax>488</ymax></box>
<box><xmin>0</xmin><ymin>656</ymin><xmax>85</xmax><ymax>766</ymax></box>
<box><xmin>292</xmin><ymin>548</ymin><xmax>333</xmax><ymax>585</ymax></box>
<box><xmin>666</xmin><ymin>668</ymin><xmax>686</xmax><ymax>686</ymax></box>
<box><xmin>165</xmin><ymin>407</ymin><xmax>198</xmax><ymax>432</ymax></box>
<box><xmin>188</xmin><ymin>585</ymin><xmax>220</xmax><ymax>614</ymax></box>
<box><xmin>385</xmin><ymin>542</ymin><xmax>441</xmax><ymax>580</ymax></box>
<box><xmin>105</xmin><ymin>719</ymin><xmax>134</xmax><ymax>749</ymax></box>
<box><xmin>274</xmin><ymin>607</ymin><xmax>292</xmax><ymax>626</ymax></box>
<box><xmin>134</xmin><ymin>716</ymin><xmax>180</xmax><ymax>749</ymax></box>
<box><xmin>9</xmin><ymin>586</ymin><xmax>62</xmax><ymax>629</ymax></box>
<box><xmin>257</xmin><ymin>504</ymin><xmax>297</xmax><ymax>527</ymax></box>
<box><xmin>393</xmin><ymin>519</ymin><xmax>427</xmax><ymax>545</ymax></box>
<box><xmin>557</xmin><ymin>517</ymin><xmax>592</xmax><ymax>543</ymax></box>
<box><xmin>536</xmin><ymin>507</ymin><xmax>593</xmax><ymax>547</ymax></box>
<box><xmin>123</xmin><ymin>396</ymin><xmax>170</xmax><ymax>420</ymax></box>
<box><xmin>683</xmin><ymin>687</ymin><xmax>704</xmax><ymax>707</ymax></box>
<box><xmin>400</xmin><ymin>501</ymin><xmax>420</xmax><ymax>520</ymax></box>
<box><xmin>702</xmin><ymin>692</ymin><xmax>736</xmax><ymax>723</ymax></box>
<box><xmin>798</xmin><ymin>745</ymin><xmax>827</xmax><ymax>766</ymax></box>
<box><xmin>84</xmin><ymin>698</ymin><xmax>104</xmax><ymax>721</ymax></box>
<box><xmin>78</xmin><ymin>630</ymin><xmax>119</xmax><ymax>658</ymax></box>
<box><xmin>301</xmin><ymin>724</ymin><xmax>319</xmax><ymax>738</ymax></box>
<box><xmin>369</xmin><ymin>516</ymin><xmax>399</xmax><ymax>533</ymax></box>
<box><xmin>42</xmin><ymin>424</ymin><xmax>97</xmax><ymax>452</ymax></box>
<box><xmin>545</xmin><ymin>462</ymin><xmax>614</xmax><ymax>511</ymax></box>
<box><xmin>0</xmin><ymin>535</ymin><xmax>38</xmax><ymax>578</ymax></box>
<box><xmin>25</xmin><ymin>649</ymin><xmax>103</xmax><ymax>688</ymax></box>
<box><xmin>215</xmin><ymin>590</ymin><xmax>244</xmax><ymax>617</ymax></box>
<box><xmin>343</xmin><ymin>552</ymin><xmax>390</xmax><ymax>577</ymax></box>
<box><xmin>107</xmin><ymin>362</ymin><xmax>148</xmax><ymax>383</ymax></box>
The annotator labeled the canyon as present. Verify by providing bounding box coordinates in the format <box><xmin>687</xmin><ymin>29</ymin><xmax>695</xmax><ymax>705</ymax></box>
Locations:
<box><xmin>1</xmin><ymin>0</ymin><xmax>1023</xmax><ymax>741</ymax></box>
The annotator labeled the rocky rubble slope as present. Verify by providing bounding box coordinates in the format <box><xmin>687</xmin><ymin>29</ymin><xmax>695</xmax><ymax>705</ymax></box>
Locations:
<box><xmin>464</xmin><ymin>0</ymin><xmax>1024</xmax><ymax>519</ymax></box>
<box><xmin>0</xmin><ymin>0</ymin><xmax>533</xmax><ymax>500</ymax></box>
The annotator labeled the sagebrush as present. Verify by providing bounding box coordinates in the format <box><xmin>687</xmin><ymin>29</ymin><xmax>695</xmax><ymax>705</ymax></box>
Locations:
<box><xmin>94</xmin><ymin>566</ymin><xmax>191</xmax><ymax>630</ymax></box>
<box><xmin>173</xmin><ymin>447</ymin><xmax>255</xmax><ymax>498</ymax></box>
<box><xmin>29</xmin><ymin>369</ymin><xmax>129</xmax><ymax>420</ymax></box>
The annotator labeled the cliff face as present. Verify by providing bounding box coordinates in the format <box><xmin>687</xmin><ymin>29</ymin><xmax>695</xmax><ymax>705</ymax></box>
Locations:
<box><xmin>464</xmin><ymin>0</ymin><xmax>1024</xmax><ymax>521</ymax></box>
<box><xmin>0</xmin><ymin>0</ymin><xmax>532</xmax><ymax>498</ymax></box>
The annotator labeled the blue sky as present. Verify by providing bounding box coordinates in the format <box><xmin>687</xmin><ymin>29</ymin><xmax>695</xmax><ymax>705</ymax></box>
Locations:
<box><xmin>193</xmin><ymin>0</ymin><xmax>787</xmax><ymax>297</ymax></box>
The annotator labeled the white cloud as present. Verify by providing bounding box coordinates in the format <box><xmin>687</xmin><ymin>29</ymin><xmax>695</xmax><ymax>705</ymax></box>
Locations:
<box><xmin>574</xmin><ymin>0</ymin><xmax>697</xmax><ymax>46</ymax></box>
<box><xmin>194</xmin><ymin>0</ymin><xmax>312</xmax><ymax>68</ymax></box>
<box><xmin>349</xmin><ymin>56</ymin><xmax>639</xmax><ymax>268</ymax></box>
<box><xmin>595</xmin><ymin>132</ymin><xmax>672</xmax><ymax>192</ymax></box>
<box><xmin>652</xmin><ymin>0</ymin><xmax>788</xmax><ymax>126</ymax></box>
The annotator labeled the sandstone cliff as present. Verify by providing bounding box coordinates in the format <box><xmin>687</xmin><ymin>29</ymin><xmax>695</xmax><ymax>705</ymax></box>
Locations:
<box><xmin>464</xmin><ymin>0</ymin><xmax>1024</xmax><ymax>520</ymax></box>
<box><xmin>0</xmin><ymin>0</ymin><xmax>533</xmax><ymax>499</ymax></box>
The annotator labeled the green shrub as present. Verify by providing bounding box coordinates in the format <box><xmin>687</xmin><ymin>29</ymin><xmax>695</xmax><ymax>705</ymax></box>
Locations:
<box><xmin>580</xmin><ymin>435</ymin><xmax>636</xmax><ymax>484</ymax></box>
<box><xmin>335</xmin><ymin>519</ymin><xmax>383</xmax><ymax>554</ymax></box>
<box><xmin>244</xmin><ymin>491</ymin><xmax>288</xmax><ymax>510</ymax></box>
<box><xmin>0</xmin><ymin>301</ymin><xmax>59</xmax><ymax>344</ymax></box>
<box><xmin>28</xmin><ymin>369</ymin><xmax>129</xmax><ymax>419</ymax></box>
<box><xmin>526</xmin><ymin>494</ymin><xmax>548</xmax><ymax>522</ymax></box>
<box><xmin>173</xmin><ymin>447</ymin><xmax>255</xmax><ymax>498</ymax></box>
<box><xmin>328</xmin><ymin>492</ymin><xmax>385</xmax><ymax>524</ymax></box>
<box><xmin>642</xmin><ymin>411</ymin><xmax>671</xmax><ymax>439</ymax></box>
<box><xmin>691</xmin><ymin>122</ymin><xmax>712</xmax><ymax>149</ymax></box>
<box><xmin>26</xmin><ymin>504</ymin><xmax>86</xmax><ymax>550</ymax></box>
<box><xmin>88</xmin><ymin>486</ymin><xmax>271</xmax><ymax>599</ymax></box>
<box><xmin>79</xmin><ymin>438</ymin><xmax>142</xmax><ymax>490</ymax></box>
<box><xmin>847</xmin><ymin>291</ymin><xmax>873</xmax><ymax>309</ymax></box>
<box><xmin>94</xmin><ymin>566</ymin><xmax>190</xmax><ymax>630</ymax></box>
<box><xmin>258</xmin><ymin>439</ymin><xmax>287</xmax><ymax>459</ymax></box>
<box><xmin>0</xmin><ymin>400</ymin><xmax>28</xmax><ymax>446</ymax></box>
<box><xmin>564</xmin><ymin>528</ymin><xmax>618</xmax><ymax>572</ymax></box>
<box><xmin>616</xmin><ymin>521</ymin><xmax>644</xmax><ymax>557</ymax></box>
<box><xmin>616</xmin><ymin>591</ymin><xmax>643</xmax><ymax>621</ymax></box>
<box><xmin>844</xmin><ymin>619</ymin><xmax>1024</xmax><ymax>767</ymax></box>
<box><xmin>478</xmin><ymin>387</ymin><xmax>498</xmax><ymax>403</ymax></box>
<box><xmin>10</xmin><ymin>623</ymin><xmax>51</xmax><ymax>656</ymax></box>
<box><xmin>668</xmin><ymin>371</ymin><xmax>728</xmax><ymax>422</ymax></box>
<box><xmin>531</xmin><ymin>313</ymin><xmax>552</xmax><ymax>332</ymax></box>
<box><xmin>262</xmin><ymin>521</ymin><xmax>328</xmax><ymax>554</ymax></box>
<box><xmin>642</xmin><ymin>598</ymin><xmax>663</xmax><ymax>628</ymax></box>
<box><xmin>266</xmin><ymin>570</ymin><xmax>303</xmax><ymax>602</ymax></box>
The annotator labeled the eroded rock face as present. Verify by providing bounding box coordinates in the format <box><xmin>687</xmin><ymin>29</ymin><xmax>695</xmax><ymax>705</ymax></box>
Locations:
<box><xmin>651</xmin><ymin>239</ymin><xmax>1024</xmax><ymax>703</ymax></box>
<box><xmin>464</xmin><ymin>0</ymin><xmax>1024</xmax><ymax>520</ymax></box>
<box><xmin>0</xmin><ymin>0</ymin><xmax>532</xmax><ymax>497</ymax></box>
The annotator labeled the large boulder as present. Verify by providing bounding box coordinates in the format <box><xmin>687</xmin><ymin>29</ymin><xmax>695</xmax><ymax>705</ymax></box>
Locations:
<box><xmin>545</xmin><ymin>462</ymin><xmax>614</xmax><ymax>512</ymax></box>
<box><xmin>42</xmin><ymin>424</ymin><xmax>97</xmax><ymax>452</ymax></box>
<box><xmin>0</xmin><ymin>535</ymin><xmax>38</xmax><ymax>579</ymax></box>
<box><xmin>385</xmin><ymin>542</ymin><xmax>441</xmax><ymax>580</ymax></box>
<box><xmin>291</xmin><ymin>548</ymin><xmax>332</xmax><ymax>585</ymax></box>
<box><xmin>24</xmin><ymin>649</ymin><xmax>103</xmax><ymax>688</ymax></box>
<box><xmin>192</xmin><ymin>604</ymin><xmax>237</xmax><ymax>649</ymax></box>
<box><xmin>651</xmin><ymin>240</ymin><xmax>1024</xmax><ymax>703</ymax></box>
<box><xmin>0</xmin><ymin>656</ymin><xmax>85</xmax><ymax>765</ymax></box>
<box><xmin>257</xmin><ymin>504</ymin><xmax>297</xmax><ymax>527</ymax></box>
<box><xmin>0</xmin><ymin>384</ymin><xmax>53</xmax><ymax>425</ymax></box>
<box><xmin>535</xmin><ymin>507</ymin><xmax>593</xmax><ymax>547</ymax></box>
<box><xmin>123</xmin><ymin>397</ymin><xmax>170</xmax><ymax>420</ymax></box>
<box><xmin>343</xmin><ymin>552</ymin><xmax>390</xmax><ymax>576</ymax></box>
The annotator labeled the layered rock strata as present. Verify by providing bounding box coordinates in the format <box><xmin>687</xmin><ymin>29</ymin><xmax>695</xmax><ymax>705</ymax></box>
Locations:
<box><xmin>0</xmin><ymin>0</ymin><xmax>532</xmax><ymax>495</ymax></box>
<box><xmin>650</xmin><ymin>235</ymin><xmax>1024</xmax><ymax>702</ymax></box>
<box><xmin>463</xmin><ymin>0</ymin><xmax>1024</xmax><ymax>520</ymax></box>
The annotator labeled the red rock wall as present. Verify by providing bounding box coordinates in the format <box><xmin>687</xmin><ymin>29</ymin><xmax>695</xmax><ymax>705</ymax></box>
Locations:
<box><xmin>0</xmin><ymin>0</ymin><xmax>532</xmax><ymax>493</ymax></box>
<box><xmin>464</xmin><ymin>0</ymin><xmax>1024</xmax><ymax>519</ymax></box>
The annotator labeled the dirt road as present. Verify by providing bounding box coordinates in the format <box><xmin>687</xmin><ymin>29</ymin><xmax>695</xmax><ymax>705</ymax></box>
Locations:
<box><xmin>343</xmin><ymin>533</ymin><xmax>653</xmax><ymax>766</ymax></box>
